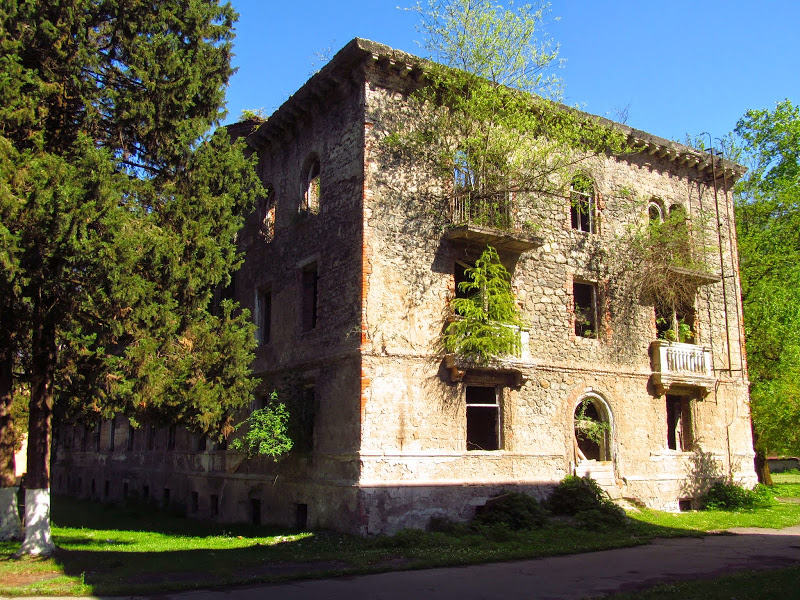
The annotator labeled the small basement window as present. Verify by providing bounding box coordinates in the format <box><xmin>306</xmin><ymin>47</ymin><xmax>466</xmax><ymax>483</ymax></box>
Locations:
<box><xmin>667</xmin><ymin>395</ymin><xmax>693</xmax><ymax>451</ymax></box>
<box><xmin>466</xmin><ymin>385</ymin><xmax>500</xmax><ymax>451</ymax></box>
<box><xmin>573</xmin><ymin>282</ymin><xmax>598</xmax><ymax>338</ymax></box>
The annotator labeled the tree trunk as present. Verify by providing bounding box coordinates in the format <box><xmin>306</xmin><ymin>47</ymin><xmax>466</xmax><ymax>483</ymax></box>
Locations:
<box><xmin>18</xmin><ymin>311</ymin><xmax>56</xmax><ymax>556</ymax></box>
<box><xmin>0</xmin><ymin>342</ymin><xmax>22</xmax><ymax>541</ymax></box>
<box><xmin>751</xmin><ymin>420</ymin><xmax>773</xmax><ymax>486</ymax></box>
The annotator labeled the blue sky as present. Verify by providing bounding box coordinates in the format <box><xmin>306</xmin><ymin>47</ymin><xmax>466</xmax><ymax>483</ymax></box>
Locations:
<box><xmin>224</xmin><ymin>1</ymin><xmax>799</xmax><ymax>147</ymax></box>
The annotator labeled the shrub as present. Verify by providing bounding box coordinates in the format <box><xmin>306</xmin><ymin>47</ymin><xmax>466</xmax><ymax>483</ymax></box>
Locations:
<box><xmin>700</xmin><ymin>482</ymin><xmax>774</xmax><ymax>510</ymax></box>
<box><xmin>547</xmin><ymin>475</ymin><xmax>606</xmax><ymax>516</ymax></box>
<box><xmin>473</xmin><ymin>491</ymin><xmax>549</xmax><ymax>530</ymax></box>
<box><xmin>574</xmin><ymin>503</ymin><xmax>627</xmax><ymax>530</ymax></box>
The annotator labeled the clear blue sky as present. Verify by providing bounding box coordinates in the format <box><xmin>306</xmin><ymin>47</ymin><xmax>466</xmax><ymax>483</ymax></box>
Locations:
<box><xmin>224</xmin><ymin>1</ymin><xmax>799</xmax><ymax>147</ymax></box>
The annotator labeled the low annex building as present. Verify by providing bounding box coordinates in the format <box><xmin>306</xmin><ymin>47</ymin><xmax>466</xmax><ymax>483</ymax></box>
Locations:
<box><xmin>54</xmin><ymin>39</ymin><xmax>757</xmax><ymax>534</ymax></box>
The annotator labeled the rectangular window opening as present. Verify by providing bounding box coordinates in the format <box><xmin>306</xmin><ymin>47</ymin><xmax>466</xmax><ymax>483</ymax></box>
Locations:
<box><xmin>466</xmin><ymin>385</ymin><xmax>500</xmax><ymax>451</ymax></box>
<box><xmin>454</xmin><ymin>261</ymin><xmax>472</xmax><ymax>300</ymax></box>
<box><xmin>295</xmin><ymin>384</ymin><xmax>316</xmax><ymax>453</ymax></box>
<box><xmin>191</xmin><ymin>491</ymin><xmax>199</xmax><ymax>514</ymax></box>
<box><xmin>257</xmin><ymin>288</ymin><xmax>272</xmax><ymax>344</ymax></box>
<box><xmin>167</xmin><ymin>425</ymin><xmax>176</xmax><ymax>451</ymax></box>
<box><xmin>301</xmin><ymin>263</ymin><xmax>318</xmax><ymax>332</ymax></box>
<box><xmin>570</xmin><ymin>184</ymin><xmax>595</xmax><ymax>233</ymax></box>
<box><xmin>210</xmin><ymin>494</ymin><xmax>219</xmax><ymax>518</ymax></box>
<box><xmin>127</xmin><ymin>424</ymin><xmax>135</xmax><ymax>451</ymax></box>
<box><xmin>251</xmin><ymin>499</ymin><xmax>261</xmax><ymax>525</ymax></box>
<box><xmin>666</xmin><ymin>395</ymin><xmax>693</xmax><ymax>451</ymax></box>
<box><xmin>295</xmin><ymin>503</ymin><xmax>308</xmax><ymax>530</ymax></box>
<box><xmin>574</xmin><ymin>282</ymin><xmax>598</xmax><ymax>338</ymax></box>
<box><xmin>108</xmin><ymin>418</ymin><xmax>116</xmax><ymax>452</ymax></box>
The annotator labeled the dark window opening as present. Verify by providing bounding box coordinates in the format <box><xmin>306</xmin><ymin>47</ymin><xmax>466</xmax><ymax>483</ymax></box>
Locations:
<box><xmin>466</xmin><ymin>386</ymin><xmax>500</xmax><ymax>451</ymax></box>
<box><xmin>648</xmin><ymin>202</ymin><xmax>663</xmax><ymax>223</ymax></box>
<box><xmin>678</xmin><ymin>498</ymin><xmax>693</xmax><ymax>512</ymax></box>
<box><xmin>295</xmin><ymin>384</ymin><xmax>316</xmax><ymax>453</ymax></box>
<box><xmin>261</xmin><ymin>187</ymin><xmax>276</xmax><ymax>242</ymax></box>
<box><xmin>210</xmin><ymin>494</ymin><xmax>219</xmax><ymax>518</ymax></box>
<box><xmin>167</xmin><ymin>425</ymin><xmax>176</xmax><ymax>451</ymax></box>
<box><xmin>454</xmin><ymin>261</ymin><xmax>472</xmax><ymax>300</ymax></box>
<box><xmin>574</xmin><ymin>282</ymin><xmax>598</xmax><ymax>338</ymax></box>
<box><xmin>127</xmin><ymin>424</ymin><xmax>135</xmax><ymax>451</ymax></box>
<box><xmin>143</xmin><ymin>485</ymin><xmax>149</xmax><ymax>499</ymax></box>
<box><xmin>258</xmin><ymin>288</ymin><xmax>272</xmax><ymax>344</ymax></box>
<box><xmin>147</xmin><ymin>425</ymin><xmax>156</xmax><ymax>451</ymax></box>
<box><xmin>667</xmin><ymin>395</ymin><xmax>693</xmax><ymax>451</ymax></box>
<box><xmin>108</xmin><ymin>418</ymin><xmax>116</xmax><ymax>452</ymax></box>
<box><xmin>251</xmin><ymin>499</ymin><xmax>261</xmax><ymax>525</ymax></box>
<box><xmin>191</xmin><ymin>491</ymin><xmax>199</xmax><ymax>514</ymax></box>
<box><xmin>570</xmin><ymin>177</ymin><xmax>595</xmax><ymax>233</ymax></box>
<box><xmin>163</xmin><ymin>488</ymin><xmax>170</xmax><ymax>507</ymax></box>
<box><xmin>301</xmin><ymin>263</ymin><xmax>318</xmax><ymax>332</ymax></box>
<box><xmin>91</xmin><ymin>479</ymin><xmax>96</xmax><ymax>496</ymax></box>
<box><xmin>123</xmin><ymin>482</ymin><xmax>129</xmax><ymax>498</ymax></box>
<box><xmin>104</xmin><ymin>480</ymin><xmax>110</xmax><ymax>498</ymax></box>
<box><xmin>295</xmin><ymin>503</ymin><xmax>308</xmax><ymax>530</ymax></box>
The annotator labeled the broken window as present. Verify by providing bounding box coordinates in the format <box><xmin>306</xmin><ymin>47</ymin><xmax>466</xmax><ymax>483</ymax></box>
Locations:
<box><xmin>655</xmin><ymin>302</ymin><xmax>696</xmax><ymax>344</ymax></box>
<box><xmin>302</xmin><ymin>159</ymin><xmax>321</xmax><ymax>215</ymax></box>
<box><xmin>301</xmin><ymin>262</ymin><xmax>318</xmax><ymax>332</ymax></box>
<box><xmin>466</xmin><ymin>385</ymin><xmax>501</xmax><ymax>451</ymax></box>
<box><xmin>570</xmin><ymin>176</ymin><xmax>595</xmax><ymax>233</ymax></box>
<box><xmin>573</xmin><ymin>282</ymin><xmax>598</xmax><ymax>338</ymax></box>
<box><xmin>666</xmin><ymin>395</ymin><xmax>693</xmax><ymax>451</ymax></box>
<box><xmin>256</xmin><ymin>287</ymin><xmax>272</xmax><ymax>344</ymax></box>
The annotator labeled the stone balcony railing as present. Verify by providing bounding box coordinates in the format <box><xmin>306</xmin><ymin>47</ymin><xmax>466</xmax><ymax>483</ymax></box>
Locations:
<box><xmin>650</xmin><ymin>340</ymin><xmax>716</xmax><ymax>395</ymax></box>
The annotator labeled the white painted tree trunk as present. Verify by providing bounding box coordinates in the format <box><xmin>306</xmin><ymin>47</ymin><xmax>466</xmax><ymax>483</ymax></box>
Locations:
<box><xmin>17</xmin><ymin>488</ymin><xmax>55</xmax><ymax>556</ymax></box>
<box><xmin>0</xmin><ymin>487</ymin><xmax>22</xmax><ymax>541</ymax></box>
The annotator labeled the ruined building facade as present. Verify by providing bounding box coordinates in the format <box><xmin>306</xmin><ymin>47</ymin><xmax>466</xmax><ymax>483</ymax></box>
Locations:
<box><xmin>54</xmin><ymin>39</ymin><xmax>757</xmax><ymax>534</ymax></box>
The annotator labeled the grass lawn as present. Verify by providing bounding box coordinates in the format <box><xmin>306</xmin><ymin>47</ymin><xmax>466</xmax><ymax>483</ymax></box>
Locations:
<box><xmin>2</xmin><ymin>473</ymin><xmax>800</xmax><ymax>597</ymax></box>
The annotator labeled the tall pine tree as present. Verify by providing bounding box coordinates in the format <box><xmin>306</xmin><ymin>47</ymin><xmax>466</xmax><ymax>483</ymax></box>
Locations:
<box><xmin>0</xmin><ymin>0</ymin><xmax>263</xmax><ymax>554</ymax></box>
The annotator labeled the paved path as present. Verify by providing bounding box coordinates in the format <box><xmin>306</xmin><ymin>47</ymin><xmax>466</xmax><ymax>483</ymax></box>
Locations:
<box><xmin>6</xmin><ymin>526</ymin><xmax>800</xmax><ymax>600</ymax></box>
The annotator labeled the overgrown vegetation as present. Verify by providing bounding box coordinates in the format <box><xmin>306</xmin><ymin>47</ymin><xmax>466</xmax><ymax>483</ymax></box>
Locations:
<box><xmin>229</xmin><ymin>391</ymin><xmax>293</xmax><ymax>459</ymax></box>
<box><xmin>443</xmin><ymin>246</ymin><xmax>522</xmax><ymax>362</ymax></box>
<box><xmin>699</xmin><ymin>482</ymin><xmax>774</xmax><ymax>510</ymax></box>
<box><xmin>2</xmin><ymin>474</ymin><xmax>800</xmax><ymax>596</ymax></box>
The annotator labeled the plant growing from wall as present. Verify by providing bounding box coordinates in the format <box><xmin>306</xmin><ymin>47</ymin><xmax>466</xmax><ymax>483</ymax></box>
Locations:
<box><xmin>229</xmin><ymin>391</ymin><xmax>293</xmax><ymax>460</ymax></box>
<box><xmin>444</xmin><ymin>246</ymin><xmax>522</xmax><ymax>363</ymax></box>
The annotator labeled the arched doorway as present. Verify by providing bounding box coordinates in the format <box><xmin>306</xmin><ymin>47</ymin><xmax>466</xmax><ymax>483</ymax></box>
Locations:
<box><xmin>573</xmin><ymin>394</ymin><xmax>612</xmax><ymax>462</ymax></box>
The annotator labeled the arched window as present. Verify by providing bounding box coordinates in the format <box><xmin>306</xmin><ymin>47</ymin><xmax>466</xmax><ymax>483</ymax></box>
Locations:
<box><xmin>260</xmin><ymin>186</ymin><xmax>276</xmax><ymax>242</ymax></box>
<box><xmin>570</xmin><ymin>175</ymin><xmax>595</xmax><ymax>233</ymax></box>
<box><xmin>301</xmin><ymin>158</ymin><xmax>320</xmax><ymax>215</ymax></box>
<box><xmin>573</xmin><ymin>394</ymin><xmax>612</xmax><ymax>461</ymax></box>
<box><xmin>648</xmin><ymin>201</ymin><xmax>663</xmax><ymax>223</ymax></box>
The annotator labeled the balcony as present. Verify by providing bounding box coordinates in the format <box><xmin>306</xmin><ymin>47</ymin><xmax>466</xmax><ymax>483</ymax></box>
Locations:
<box><xmin>650</xmin><ymin>340</ymin><xmax>715</xmax><ymax>396</ymax></box>
<box><xmin>445</xmin><ymin>192</ymin><xmax>543</xmax><ymax>253</ymax></box>
<box><xmin>444</xmin><ymin>322</ymin><xmax>531</xmax><ymax>387</ymax></box>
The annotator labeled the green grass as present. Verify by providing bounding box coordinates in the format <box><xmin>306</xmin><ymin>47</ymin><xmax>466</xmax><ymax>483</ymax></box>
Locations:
<box><xmin>2</xmin><ymin>475</ymin><xmax>800</xmax><ymax>597</ymax></box>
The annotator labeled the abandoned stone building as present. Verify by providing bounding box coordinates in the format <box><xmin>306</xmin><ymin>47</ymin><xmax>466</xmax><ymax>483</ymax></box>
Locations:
<box><xmin>53</xmin><ymin>39</ymin><xmax>757</xmax><ymax>534</ymax></box>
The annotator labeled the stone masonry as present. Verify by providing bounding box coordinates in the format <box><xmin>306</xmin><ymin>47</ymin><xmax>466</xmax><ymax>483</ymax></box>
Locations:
<box><xmin>53</xmin><ymin>39</ymin><xmax>757</xmax><ymax>535</ymax></box>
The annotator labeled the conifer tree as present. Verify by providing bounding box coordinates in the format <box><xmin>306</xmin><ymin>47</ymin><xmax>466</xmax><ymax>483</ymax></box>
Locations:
<box><xmin>0</xmin><ymin>0</ymin><xmax>263</xmax><ymax>554</ymax></box>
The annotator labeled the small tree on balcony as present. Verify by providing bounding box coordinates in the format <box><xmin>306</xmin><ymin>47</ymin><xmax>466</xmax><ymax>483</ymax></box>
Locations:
<box><xmin>444</xmin><ymin>246</ymin><xmax>522</xmax><ymax>362</ymax></box>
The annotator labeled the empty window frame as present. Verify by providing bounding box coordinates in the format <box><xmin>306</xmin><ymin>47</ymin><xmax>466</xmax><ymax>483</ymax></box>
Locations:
<box><xmin>655</xmin><ymin>302</ymin><xmax>696</xmax><ymax>343</ymax></box>
<box><xmin>666</xmin><ymin>395</ymin><xmax>693</xmax><ymax>451</ymax></box>
<box><xmin>126</xmin><ymin>423</ymin><xmax>135</xmax><ymax>452</ymax></box>
<box><xmin>301</xmin><ymin>263</ymin><xmax>318</xmax><ymax>332</ymax></box>
<box><xmin>256</xmin><ymin>287</ymin><xmax>272</xmax><ymax>344</ymax></box>
<box><xmin>108</xmin><ymin>418</ymin><xmax>116</xmax><ymax>452</ymax></box>
<box><xmin>573</xmin><ymin>282</ymin><xmax>598</xmax><ymax>338</ymax></box>
<box><xmin>466</xmin><ymin>385</ymin><xmax>501</xmax><ymax>451</ymax></box>
<box><xmin>454</xmin><ymin>260</ymin><xmax>472</xmax><ymax>300</ymax></box>
<box><xmin>295</xmin><ymin>384</ymin><xmax>316</xmax><ymax>453</ymax></box>
<box><xmin>167</xmin><ymin>424</ymin><xmax>176</xmax><ymax>451</ymax></box>
<box><xmin>261</xmin><ymin>187</ymin><xmax>276</xmax><ymax>242</ymax></box>
<box><xmin>302</xmin><ymin>159</ymin><xmax>321</xmax><ymax>214</ymax></box>
<box><xmin>570</xmin><ymin>176</ymin><xmax>595</xmax><ymax>233</ymax></box>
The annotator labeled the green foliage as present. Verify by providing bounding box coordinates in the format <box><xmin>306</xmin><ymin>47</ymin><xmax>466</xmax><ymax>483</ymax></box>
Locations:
<box><xmin>390</xmin><ymin>0</ymin><xmax>627</xmax><ymax>220</ymax></box>
<box><xmin>229</xmin><ymin>392</ymin><xmax>293</xmax><ymax>460</ymax></box>
<box><xmin>473</xmin><ymin>492</ymin><xmax>549</xmax><ymax>530</ymax></box>
<box><xmin>547</xmin><ymin>475</ymin><xmax>608</xmax><ymax>516</ymax></box>
<box><xmin>699</xmin><ymin>482</ymin><xmax>774</xmax><ymax>510</ymax></box>
<box><xmin>574</xmin><ymin>503</ymin><xmax>627</xmax><ymax>530</ymax></box>
<box><xmin>443</xmin><ymin>246</ymin><xmax>522</xmax><ymax>362</ymax></box>
<box><xmin>734</xmin><ymin>100</ymin><xmax>800</xmax><ymax>460</ymax></box>
<box><xmin>574</xmin><ymin>399</ymin><xmax>610</xmax><ymax>446</ymax></box>
<box><xmin>0</xmin><ymin>0</ymin><xmax>264</xmax><ymax>506</ymax></box>
<box><xmin>656</xmin><ymin>317</ymin><xmax>694</xmax><ymax>343</ymax></box>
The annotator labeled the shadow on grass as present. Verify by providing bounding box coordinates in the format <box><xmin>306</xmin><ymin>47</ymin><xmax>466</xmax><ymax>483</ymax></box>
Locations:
<box><xmin>5</xmin><ymin>494</ymin><xmax>800</xmax><ymax>596</ymax></box>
